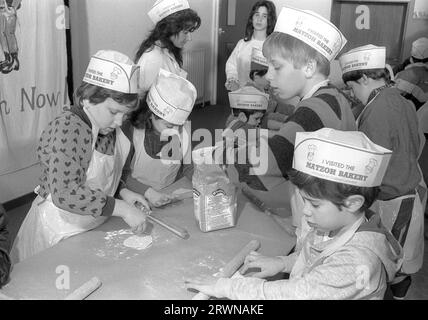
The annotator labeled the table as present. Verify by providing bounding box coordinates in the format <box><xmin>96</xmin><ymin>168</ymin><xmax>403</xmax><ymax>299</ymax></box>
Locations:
<box><xmin>1</xmin><ymin>179</ymin><xmax>296</xmax><ymax>300</ymax></box>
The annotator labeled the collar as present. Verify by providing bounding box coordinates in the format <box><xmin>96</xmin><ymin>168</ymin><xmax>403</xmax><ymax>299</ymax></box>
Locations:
<box><xmin>302</xmin><ymin>79</ymin><xmax>330</xmax><ymax>100</ymax></box>
<box><xmin>405</xmin><ymin>62</ymin><xmax>428</xmax><ymax>70</ymax></box>
<box><xmin>367</xmin><ymin>83</ymin><xmax>392</xmax><ymax>104</ymax></box>
<box><xmin>69</xmin><ymin>105</ymin><xmax>92</xmax><ymax>129</ymax></box>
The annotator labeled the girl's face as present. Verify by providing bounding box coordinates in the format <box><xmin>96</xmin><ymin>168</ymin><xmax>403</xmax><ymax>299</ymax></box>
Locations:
<box><xmin>170</xmin><ymin>29</ymin><xmax>193</xmax><ymax>48</ymax></box>
<box><xmin>300</xmin><ymin>190</ymin><xmax>350</xmax><ymax>233</ymax></box>
<box><xmin>265</xmin><ymin>54</ymin><xmax>306</xmax><ymax>100</ymax></box>
<box><xmin>85</xmin><ymin>98</ymin><xmax>134</xmax><ymax>135</ymax></box>
<box><xmin>151</xmin><ymin>114</ymin><xmax>179</xmax><ymax>134</ymax></box>
<box><xmin>252</xmin><ymin>6</ymin><xmax>268</xmax><ymax>32</ymax></box>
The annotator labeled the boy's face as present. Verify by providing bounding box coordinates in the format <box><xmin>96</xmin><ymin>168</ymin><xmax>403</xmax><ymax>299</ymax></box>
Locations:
<box><xmin>346</xmin><ymin>80</ymin><xmax>371</xmax><ymax>105</ymax></box>
<box><xmin>247</xmin><ymin>111</ymin><xmax>264</xmax><ymax>127</ymax></box>
<box><xmin>265</xmin><ymin>54</ymin><xmax>306</xmax><ymax>100</ymax></box>
<box><xmin>299</xmin><ymin>190</ymin><xmax>350</xmax><ymax>233</ymax></box>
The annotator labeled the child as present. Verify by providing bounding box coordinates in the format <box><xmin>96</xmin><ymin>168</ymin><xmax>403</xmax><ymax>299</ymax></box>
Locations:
<box><xmin>394</xmin><ymin>37</ymin><xmax>428</xmax><ymax>110</ymax></box>
<box><xmin>121</xmin><ymin>69</ymin><xmax>197</xmax><ymax>206</ymax></box>
<box><xmin>339</xmin><ymin>44</ymin><xmax>425</xmax><ymax>299</ymax></box>
<box><xmin>248</xmin><ymin>47</ymin><xmax>295</xmax><ymax>131</ymax></box>
<box><xmin>0</xmin><ymin>204</ymin><xmax>10</xmax><ymax>288</ymax></box>
<box><xmin>232</xmin><ymin>7</ymin><xmax>356</xmax><ymax>232</ymax></box>
<box><xmin>225</xmin><ymin>1</ymin><xmax>277</xmax><ymax>91</ymax></box>
<box><xmin>11</xmin><ymin>50</ymin><xmax>150</xmax><ymax>263</ymax></box>
<box><xmin>185</xmin><ymin>128</ymin><xmax>402</xmax><ymax>299</ymax></box>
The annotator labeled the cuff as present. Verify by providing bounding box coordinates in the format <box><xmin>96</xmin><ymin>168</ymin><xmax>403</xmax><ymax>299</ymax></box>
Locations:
<box><xmin>101</xmin><ymin>196</ymin><xmax>115</xmax><ymax>217</ymax></box>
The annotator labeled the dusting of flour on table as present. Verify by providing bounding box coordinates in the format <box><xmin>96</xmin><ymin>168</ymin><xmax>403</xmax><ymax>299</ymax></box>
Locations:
<box><xmin>123</xmin><ymin>235</ymin><xmax>153</xmax><ymax>250</ymax></box>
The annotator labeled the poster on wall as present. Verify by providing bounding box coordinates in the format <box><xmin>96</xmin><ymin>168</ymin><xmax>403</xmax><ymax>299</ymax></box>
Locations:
<box><xmin>413</xmin><ymin>0</ymin><xmax>428</xmax><ymax>19</ymax></box>
<box><xmin>0</xmin><ymin>0</ymin><xmax>69</xmax><ymax>176</ymax></box>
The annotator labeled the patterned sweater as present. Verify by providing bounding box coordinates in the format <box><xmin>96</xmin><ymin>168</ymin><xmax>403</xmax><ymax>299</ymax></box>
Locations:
<box><xmin>36</xmin><ymin>105</ymin><xmax>121</xmax><ymax>217</ymax></box>
<box><xmin>0</xmin><ymin>205</ymin><xmax>10</xmax><ymax>288</ymax></box>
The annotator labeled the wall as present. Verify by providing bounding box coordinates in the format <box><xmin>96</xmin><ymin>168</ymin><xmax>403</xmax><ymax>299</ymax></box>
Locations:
<box><xmin>70</xmin><ymin>0</ymin><xmax>216</xmax><ymax>104</ymax></box>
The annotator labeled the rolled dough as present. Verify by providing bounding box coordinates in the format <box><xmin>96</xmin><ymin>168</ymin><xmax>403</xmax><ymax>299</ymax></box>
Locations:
<box><xmin>123</xmin><ymin>235</ymin><xmax>153</xmax><ymax>250</ymax></box>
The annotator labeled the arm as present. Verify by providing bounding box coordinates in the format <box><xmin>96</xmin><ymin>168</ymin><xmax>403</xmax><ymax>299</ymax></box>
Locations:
<box><xmin>137</xmin><ymin>48</ymin><xmax>164</xmax><ymax>94</ymax></box>
<box><xmin>225</xmin><ymin>40</ymin><xmax>242</xmax><ymax>89</ymax></box>
<box><xmin>0</xmin><ymin>205</ymin><xmax>11</xmax><ymax>288</ymax></box>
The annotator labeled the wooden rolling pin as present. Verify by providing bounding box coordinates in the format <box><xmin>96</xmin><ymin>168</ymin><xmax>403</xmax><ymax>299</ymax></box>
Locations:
<box><xmin>192</xmin><ymin>239</ymin><xmax>261</xmax><ymax>300</ymax></box>
<box><xmin>64</xmin><ymin>277</ymin><xmax>102</xmax><ymax>300</ymax></box>
<box><xmin>135</xmin><ymin>202</ymin><xmax>190</xmax><ymax>239</ymax></box>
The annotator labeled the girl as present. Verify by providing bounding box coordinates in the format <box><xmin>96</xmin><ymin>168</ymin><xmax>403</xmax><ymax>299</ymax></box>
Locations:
<box><xmin>11</xmin><ymin>50</ymin><xmax>150</xmax><ymax>263</ymax></box>
<box><xmin>225</xmin><ymin>0</ymin><xmax>276</xmax><ymax>91</ymax></box>
<box><xmin>135</xmin><ymin>0</ymin><xmax>201</xmax><ymax>94</ymax></box>
<box><xmin>122</xmin><ymin>69</ymin><xmax>197</xmax><ymax>207</ymax></box>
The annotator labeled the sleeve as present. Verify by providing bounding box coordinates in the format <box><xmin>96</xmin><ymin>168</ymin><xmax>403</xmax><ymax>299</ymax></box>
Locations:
<box><xmin>225</xmin><ymin>40</ymin><xmax>242</xmax><ymax>81</ymax></box>
<box><xmin>137</xmin><ymin>49</ymin><xmax>164</xmax><ymax>94</ymax></box>
<box><xmin>217</xmin><ymin>248</ymin><xmax>382</xmax><ymax>300</ymax></box>
<box><xmin>46</xmin><ymin>119</ymin><xmax>115</xmax><ymax>217</ymax></box>
<box><xmin>0</xmin><ymin>206</ymin><xmax>11</xmax><ymax>288</ymax></box>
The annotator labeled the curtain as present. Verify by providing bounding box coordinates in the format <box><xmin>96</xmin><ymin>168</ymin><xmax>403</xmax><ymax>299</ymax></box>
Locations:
<box><xmin>0</xmin><ymin>0</ymin><xmax>69</xmax><ymax>176</ymax></box>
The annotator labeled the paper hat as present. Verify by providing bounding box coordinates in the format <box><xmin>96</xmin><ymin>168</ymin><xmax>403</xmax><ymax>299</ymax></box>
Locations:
<box><xmin>293</xmin><ymin>128</ymin><xmax>392</xmax><ymax>187</ymax></box>
<box><xmin>148</xmin><ymin>0</ymin><xmax>190</xmax><ymax>24</ymax></box>
<box><xmin>251</xmin><ymin>47</ymin><xmax>268</xmax><ymax>71</ymax></box>
<box><xmin>339</xmin><ymin>45</ymin><xmax>386</xmax><ymax>74</ymax></box>
<box><xmin>228</xmin><ymin>86</ymin><xmax>269</xmax><ymax>111</ymax></box>
<box><xmin>274</xmin><ymin>6</ymin><xmax>347</xmax><ymax>61</ymax></box>
<box><xmin>83</xmin><ymin>50</ymin><xmax>139</xmax><ymax>94</ymax></box>
<box><xmin>411</xmin><ymin>37</ymin><xmax>428</xmax><ymax>60</ymax></box>
<box><xmin>147</xmin><ymin>69</ymin><xmax>197</xmax><ymax>125</ymax></box>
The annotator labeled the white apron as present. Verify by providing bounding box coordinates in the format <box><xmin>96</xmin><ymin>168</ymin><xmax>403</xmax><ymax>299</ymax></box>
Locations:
<box><xmin>131</xmin><ymin>128</ymin><xmax>182</xmax><ymax>190</ymax></box>
<box><xmin>11</xmin><ymin>113</ymin><xmax>130</xmax><ymax>263</ymax></box>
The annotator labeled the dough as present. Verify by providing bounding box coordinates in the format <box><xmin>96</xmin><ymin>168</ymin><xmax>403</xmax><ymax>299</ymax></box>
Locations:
<box><xmin>123</xmin><ymin>235</ymin><xmax>153</xmax><ymax>250</ymax></box>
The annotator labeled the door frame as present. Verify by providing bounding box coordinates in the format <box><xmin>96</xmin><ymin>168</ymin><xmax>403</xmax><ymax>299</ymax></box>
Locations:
<box><xmin>210</xmin><ymin>0</ymin><xmax>220</xmax><ymax>105</ymax></box>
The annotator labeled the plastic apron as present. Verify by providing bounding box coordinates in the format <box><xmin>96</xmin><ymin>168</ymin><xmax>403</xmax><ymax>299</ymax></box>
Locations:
<box><xmin>11</xmin><ymin>112</ymin><xmax>130</xmax><ymax>263</ymax></box>
<box><xmin>291</xmin><ymin>216</ymin><xmax>365</xmax><ymax>278</ymax></box>
<box><xmin>131</xmin><ymin>128</ymin><xmax>182</xmax><ymax>190</ymax></box>
<box><xmin>356</xmin><ymin>93</ymin><xmax>426</xmax><ymax>275</ymax></box>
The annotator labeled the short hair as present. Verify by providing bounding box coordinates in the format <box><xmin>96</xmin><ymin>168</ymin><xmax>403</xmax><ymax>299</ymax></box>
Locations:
<box><xmin>263</xmin><ymin>32</ymin><xmax>330</xmax><ymax>76</ymax></box>
<box><xmin>249</xmin><ymin>69</ymin><xmax>268</xmax><ymax>81</ymax></box>
<box><xmin>128</xmin><ymin>95</ymin><xmax>158</xmax><ymax>130</ymax></box>
<box><xmin>288</xmin><ymin>169</ymin><xmax>379</xmax><ymax>212</ymax></box>
<box><xmin>342</xmin><ymin>68</ymin><xmax>391</xmax><ymax>84</ymax></box>
<box><xmin>244</xmin><ymin>1</ymin><xmax>277</xmax><ymax>42</ymax></box>
<box><xmin>73</xmin><ymin>83</ymin><xmax>139</xmax><ymax>110</ymax></box>
<box><xmin>135</xmin><ymin>9</ymin><xmax>201</xmax><ymax>67</ymax></box>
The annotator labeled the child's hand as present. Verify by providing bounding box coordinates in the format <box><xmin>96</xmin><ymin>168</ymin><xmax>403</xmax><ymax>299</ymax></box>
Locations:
<box><xmin>240</xmin><ymin>251</ymin><xmax>285</xmax><ymax>278</ymax></box>
<box><xmin>225</xmin><ymin>79</ymin><xmax>240</xmax><ymax>91</ymax></box>
<box><xmin>184</xmin><ymin>275</ymin><xmax>224</xmax><ymax>298</ymax></box>
<box><xmin>144</xmin><ymin>187</ymin><xmax>176</xmax><ymax>207</ymax></box>
<box><xmin>119</xmin><ymin>188</ymin><xmax>150</xmax><ymax>210</ymax></box>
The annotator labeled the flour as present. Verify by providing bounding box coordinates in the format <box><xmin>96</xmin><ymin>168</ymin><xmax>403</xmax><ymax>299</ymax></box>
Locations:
<box><xmin>123</xmin><ymin>235</ymin><xmax>153</xmax><ymax>250</ymax></box>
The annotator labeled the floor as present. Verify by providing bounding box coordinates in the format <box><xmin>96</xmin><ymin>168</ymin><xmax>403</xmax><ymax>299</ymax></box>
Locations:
<box><xmin>3</xmin><ymin>104</ymin><xmax>428</xmax><ymax>299</ymax></box>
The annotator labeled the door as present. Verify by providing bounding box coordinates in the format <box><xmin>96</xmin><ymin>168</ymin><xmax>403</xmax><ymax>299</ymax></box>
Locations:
<box><xmin>216</xmin><ymin>0</ymin><xmax>256</xmax><ymax>105</ymax></box>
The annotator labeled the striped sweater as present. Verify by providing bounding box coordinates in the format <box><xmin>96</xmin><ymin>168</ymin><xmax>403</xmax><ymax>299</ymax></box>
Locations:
<box><xmin>234</xmin><ymin>85</ymin><xmax>357</xmax><ymax>193</ymax></box>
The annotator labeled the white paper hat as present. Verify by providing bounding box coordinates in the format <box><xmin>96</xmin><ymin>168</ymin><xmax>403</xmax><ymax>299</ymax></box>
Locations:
<box><xmin>83</xmin><ymin>50</ymin><xmax>139</xmax><ymax>94</ymax></box>
<box><xmin>251</xmin><ymin>47</ymin><xmax>268</xmax><ymax>71</ymax></box>
<box><xmin>228</xmin><ymin>86</ymin><xmax>269</xmax><ymax>111</ymax></box>
<box><xmin>148</xmin><ymin>0</ymin><xmax>190</xmax><ymax>24</ymax></box>
<box><xmin>339</xmin><ymin>45</ymin><xmax>386</xmax><ymax>74</ymax></box>
<box><xmin>147</xmin><ymin>69</ymin><xmax>197</xmax><ymax>125</ymax></box>
<box><xmin>274</xmin><ymin>6</ymin><xmax>347</xmax><ymax>61</ymax></box>
<box><xmin>293</xmin><ymin>128</ymin><xmax>392</xmax><ymax>187</ymax></box>
<box><xmin>411</xmin><ymin>37</ymin><xmax>428</xmax><ymax>60</ymax></box>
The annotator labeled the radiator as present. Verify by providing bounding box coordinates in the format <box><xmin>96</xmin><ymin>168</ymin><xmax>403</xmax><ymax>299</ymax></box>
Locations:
<box><xmin>183</xmin><ymin>49</ymin><xmax>206</xmax><ymax>105</ymax></box>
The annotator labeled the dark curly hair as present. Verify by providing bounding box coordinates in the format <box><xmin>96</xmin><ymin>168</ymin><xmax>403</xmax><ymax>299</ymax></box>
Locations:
<box><xmin>135</xmin><ymin>9</ymin><xmax>201</xmax><ymax>67</ymax></box>
<box><xmin>244</xmin><ymin>1</ymin><xmax>277</xmax><ymax>42</ymax></box>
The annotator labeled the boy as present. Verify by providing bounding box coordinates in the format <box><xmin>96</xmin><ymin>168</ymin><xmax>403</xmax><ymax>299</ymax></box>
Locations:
<box><xmin>0</xmin><ymin>204</ymin><xmax>11</xmax><ymax>288</ymax></box>
<box><xmin>394</xmin><ymin>37</ymin><xmax>428</xmax><ymax>110</ymax></box>
<box><xmin>232</xmin><ymin>7</ymin><xmax>356</xmax><ymax>233</ymax></box>
<box><xmin>339</xmin><ymin>44</ymin><xmax>425</xmax><ymax>299</ymax></box>
<box><xmin>185</xmin><ymin>128</ymin><xmax>402</xmax><ymax>299</ymax></box>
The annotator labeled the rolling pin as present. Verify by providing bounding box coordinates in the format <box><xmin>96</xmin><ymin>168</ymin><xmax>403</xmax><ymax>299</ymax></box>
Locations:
<box><xmin>192</xmin><ymin>239</ymin><xmax>261</xmax><ymax>300</ymax></box>
<box><xmin>135</xmin><ymin>202</ymin><xmax>190</xmax><ymax>239</ymax></box>
<box><xmin>64</xmin><ymin>277</ymin><xmax>102</xmax><ymax>300</ymax></box>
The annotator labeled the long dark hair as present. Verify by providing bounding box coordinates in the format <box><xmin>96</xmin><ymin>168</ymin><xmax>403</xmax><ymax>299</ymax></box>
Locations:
<box><xmin>135</xmin><ymin>9</ymin><xmax>201</xmax><ymax>67</ymax></box>
<box><xmin>244</xmin><ymin>1</ymin><xmax>277</xmax><ymax>42</ymax></box>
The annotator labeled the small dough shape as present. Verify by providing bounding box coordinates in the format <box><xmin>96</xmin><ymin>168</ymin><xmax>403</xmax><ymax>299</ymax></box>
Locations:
<box><xmin>123</xmin><ymin>235</ymin><xmax>153</xmax><ymax>250</ymax></box>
